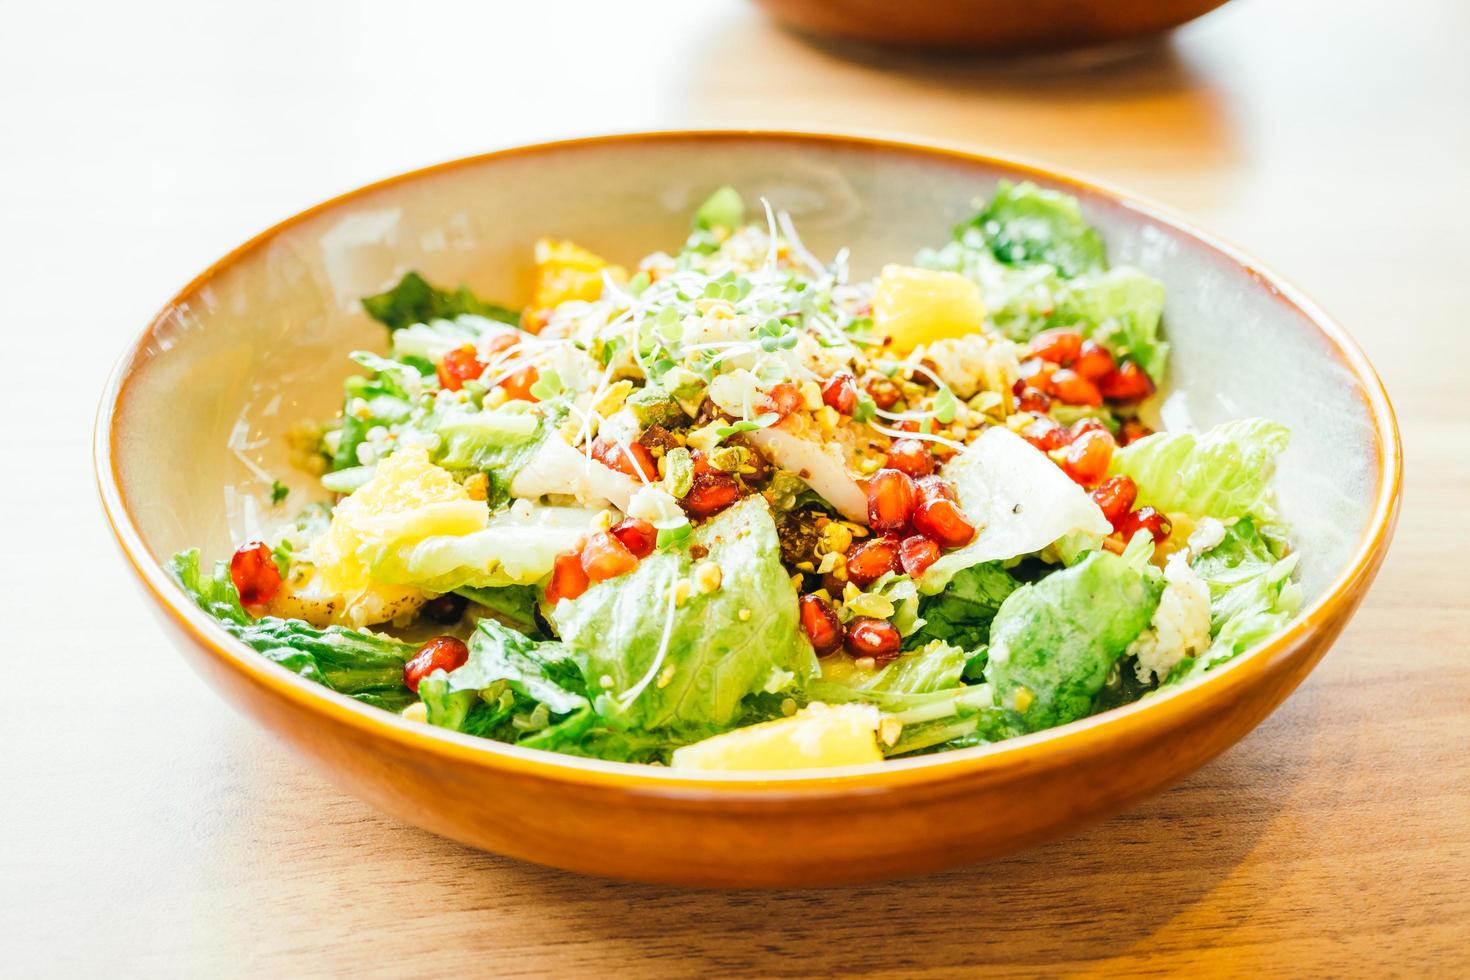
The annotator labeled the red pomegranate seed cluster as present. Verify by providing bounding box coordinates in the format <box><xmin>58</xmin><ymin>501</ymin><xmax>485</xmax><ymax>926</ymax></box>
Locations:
<box><xmin>545</xmin><ymin>518</ymin><xmax>659</xmax><ymax>605</ymax></box>
<box><xmin>821</xmin><ymin>372</ymin><xmax>858</xmax><ymax>414</ymax></box>
<box><xmin>798</xmin><ymin>467</ymin><xmax>977</xmax><ymax>663</ymax></box>
<box><xmin>1088</xmin><ymin>474</ymin><xmax>1173</xmax><ymax>548</ymax></box>
<box><xmin>435</xmin><ymin>333</ymin><xmax>540</xmax><ymax>400</ymax></box>
<box><xmin>1013</xmin><ymin>329</ymin><xmax>1154</xmax><ymax>409</ymax></box>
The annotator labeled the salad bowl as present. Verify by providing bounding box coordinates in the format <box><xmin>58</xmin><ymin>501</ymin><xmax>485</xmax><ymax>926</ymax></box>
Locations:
<box><xmin>96</xmin><ymin>131</ymin><xmax>1399</xmax><ymax>887</ymax></box>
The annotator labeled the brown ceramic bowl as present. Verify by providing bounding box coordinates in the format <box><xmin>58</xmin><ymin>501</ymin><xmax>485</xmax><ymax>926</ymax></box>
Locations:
<box><xmin>96</xmin><ymin>132</ymin><xmax>1400</xmax><ymax>887</ymax></box>
<box><xmin>751</xmin><ymin>0</ymin><xmax>1232</xmax><ymax>53</ymax></box>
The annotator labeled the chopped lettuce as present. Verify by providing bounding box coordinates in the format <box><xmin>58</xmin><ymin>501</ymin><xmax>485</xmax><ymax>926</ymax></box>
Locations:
<box><xmin>169</xmin><ymin>550</ymin><xmax>414</xmax><ymax>704</ymax></box>
<box><xmin>362</xmin><ymin>271</ymin><xmax>518</xmax><ymax>331</ymax></box>
<box><xmin>909</xmin><ymin>562</ymin><xmax>1021</xmax><ymax>653</ymax></box>
<box><xmin>985</xmin><ymin>551</ymin><xmax>1163</xmax><ymax>731</ymax></box>
<box><xmin>551</xmin><ymin>497</ymin><xmax>819</xmax><ymax>735</ymax></box>
<box><xmin>419</xmin><ymin>618</ymin><xmax>590</xmax><ymax>741</ymax></box>
<box><xmin>693</xmin><ymin>185</ymin><xmax>745</xmax><ymax>232</ymax></box>
<box><xmin>921</xmin><ymin>427</ymin><xmax>1111</xmax><ymax>592</ymax></box>
<box><xmin>429</xmin><ymin>402</ymin><xmax>561</xmax><ymax>508</ymax></box>
<box><xmin>454</xmin><ymin>584</ymin><xmax>541</xmax><ymax>634</ymax></box>
<box><xmin>959</xmin><ymin>180</ymin><xmax>1107</xmax><ymax>278</ymax></box>
<box><xmin>398</xmin><ymin>504</ymin><xmax>602</xmax><ymax>593</ymax></box>
<box><xmin>330</xmin><ymin>363</ymin><xmax>418</xmax><ymax>472</ymax></box>
<box><xmin>1164</xmin><ymin>519</ymin><xmax>1302</xmax><ymax>685</ymax></box>
<box><xmin>1109</xmin><ymin>419</ymin><xmax>1291</xmax><ymax>544</ymax></box>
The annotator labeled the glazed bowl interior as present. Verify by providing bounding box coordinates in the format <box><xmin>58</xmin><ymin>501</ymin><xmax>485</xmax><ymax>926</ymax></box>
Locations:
<box><xmin>109</xmin><ymin>133</ymin><xmax>1381</xmax><ymax>620</ymax></box>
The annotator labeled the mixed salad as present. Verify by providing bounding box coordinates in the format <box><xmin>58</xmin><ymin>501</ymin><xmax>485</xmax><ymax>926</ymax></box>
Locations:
<box><xmin>172</xmin><ymin>182</ymin><xmax>1301</xmax><ymax>770</ymax></box>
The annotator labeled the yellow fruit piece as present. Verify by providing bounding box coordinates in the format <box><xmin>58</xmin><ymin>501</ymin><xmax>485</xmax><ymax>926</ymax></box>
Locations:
<box><xmin>872</xmin><ymin>264</ymin><xmax>986</xmax><ymax>350</ymax></box>
<box><xmin>670</xmin><ymin>703</ymin><xmax>883</xmax><ymax>771</ymax></box>
<box><xmin>312</xmin><ymin>448</ymin><xmax>488</xmax><ymax>592</ymax></box>
<box><xmin>529</xmin><ymin>238</ymin><xmax>627</xmax><ymax>313</ymax></box>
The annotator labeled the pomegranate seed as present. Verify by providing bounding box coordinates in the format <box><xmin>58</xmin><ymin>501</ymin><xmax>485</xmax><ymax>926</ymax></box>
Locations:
<box><xmin>899</xmin><ymin>535</ymin><xmax>941</xmax><ymax>578</ymax></box>
<box><xmin>845</xmin><ymin>536</ymin><xmax>902</xmax><ymax>586</ymax></box>
<box><xmin>885</xmin><ymin>439</ymin><xmax>934</xmax><ymax>478</ymax></box>
<box><xmin>864</xmin><ymin>374</ymin><xmax>902</xmax><ymax>411</ymax></box>
<box><xmin>1017</xmin><ymin>358</ymin><xmax>1057</xmax><ymax>394</ymax></box>
<box><xmin>1119</xmin><ymin>418</ymin><xmax>1154</xmax><ymax>445</ymax></box>
<box><xmin>483</xmin><ymin>332</ymin><xmax>519</xmax><ymax>356</ymax></box>
<box><xmin>1016</xmin><ymin>386</ymin><xmax>1052</xmax><ymax>412</ymax></box>
<box><xmin>229</xmin><ymin>541</ymin><xmax>282</xmax><ymax>606</ymax></box>
<box><xmin>682</xmin><ymin>474</ymin><xmax>740</xmax><ymax>518</ymax></box>
<box><xmin>499</xmin><ymin>365</ymin><xmax>539</xmax><ymax>402</ymax></box>
<box><xmin>799</xmin><ymin>594</ymin><xmax>845</xmax><ymax>656</ymax></box>
<box><xmin>1020</xmin><ymin>415</ymin><xmax>1067</xmax><ymax>453</ymax></box>
<box><xmin>1057</xmin><ymin>429</ymin><xmax>1114</xmax><ymax>485</ymax></box>
<box><xmin>821</xmin><ymin>373</ymin><xmax>858</xmax><ymax>415</ymax></box>
<box><xmin>1049</xmin><ymin>368</ymin><xmax>1103</xmax><ymax>407</ymax></box>
<box><xmin>1028</xmin><ymin>329</ymin><xmax>1083</xmax><ymax>365</ymax></box>
<box><xmin>436</xmin><ymin>344</ymin><xmax>486</xmax><ymax>392</ymax></box>
<box><xmin>591</xmin><ymin>437</ymin><xmax>657</xmax><ymax>481</ymax></box>
<box><xmin>1099</xmin><ymin>360</ymin><xmax>1154</xmax><ymax>402</ymax></box>
<box><xmin>1073</xmin><ymin>340</ymin><xmax>1116</xmax><ymax>381</ymax></box>
<box><xmin>912</xmin><ymin>494</ymin><xmax>976</xmax><ymax>549</ymax></box>
<box><xmin>866</xmin><ymin>468</ymin><xmax>918</xmax><ymax>532</ymax></box>
<box><xmin>610</xmin><ymin>518</ymin><xmax>657</xmax><ymax>559</ymax></box>
<box><xmin>580</xmin><ymin>530</ymin><xmax>639</xmax><ymax>582</ymax></box>
<box><xmin>403</xmin><ymin>636</ymin><xmax>470</xmax><ymax>693</ymax></box>
<box><xmin>761</xmin><ymin>382</ymin><xmax>805</xmax><ymax>419</ymax></box>
<box><xmin>1090</xmin><ymin>475</ymin><xmax>1138</xmax><ymax>525</ymax></box>
<box><xmin>1062</xmin><ymin>417</ymin><xmax>1110</xmax><ymax>445</ymax></box>
<box><xmin>1115</xmin><ymin>506</ymin><xmax>1172</xmax><ymax>544</ymax></box>
<box><xmin>845</xmin><ymin>618</ymin><xmax>902</xmax><ymax>663</ymax></box>
<box><xmin>546</xmin><ymin>551</ymin><xmax>590</xmax><ymax>604</ymax></box>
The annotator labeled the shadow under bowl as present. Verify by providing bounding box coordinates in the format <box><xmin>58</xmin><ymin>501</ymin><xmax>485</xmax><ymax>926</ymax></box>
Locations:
<box><xmin>96</xmin><ymin>131</ymin><xmax>1399</xmax><ymax>887</ymax></box>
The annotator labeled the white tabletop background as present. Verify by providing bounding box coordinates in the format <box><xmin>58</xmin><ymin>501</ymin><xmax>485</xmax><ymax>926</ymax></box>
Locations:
<box><xmin>3</xmin><ymin>0</ymin><xmax>1467</xmax><ymax>975</ymax></box>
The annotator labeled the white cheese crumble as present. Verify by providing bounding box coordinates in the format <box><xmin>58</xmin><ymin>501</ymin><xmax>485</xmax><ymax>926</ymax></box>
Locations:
<box><xmin>1129</xmin><ymin>553</ymin><xmax>1213</xmax><ymax>683</ymax></box>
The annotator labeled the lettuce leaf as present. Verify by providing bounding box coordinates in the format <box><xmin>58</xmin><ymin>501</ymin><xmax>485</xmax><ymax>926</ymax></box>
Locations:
<box><xmin>429</xmin><ymin>402</ymin><xmax>561</xmax><ymax>509</ymax></box>
<box><xmin>908</xmin><ymin>562</ymin><xmax>1022</xmax><ymax>652</ymax></box>
<box><xmin>454</xmin><ymin>584</ymin><xmax>541</xmax><ymax>634</ymax></box>
<box><xmin>921</xmin><ymin>426</ymin><xmax>1111</xmax><ymax>592</ymax></box>
<box><xmin>362</xmin><ymin>271</ymin><xmax>518</xmax><ymax>331</ymax></box>
<box><xmin>1108</xmin><ymin>419</ymin><xmax>1291</xmax><ymax>539</ymax></box>
<box><xmin>959</xmin><ymin>180</ymin><xmax>1107</xmax><ymax>278</ymax></box>
<box><xmin>551</xmin><ymin>497</ymin><xmax>819</xmax><ymax>734</ymax></box>
<box><xmin>397</xmin><ymin>504</ymin><xmax>602</xmax><ymax>593</ymax></box>
<box><xmin>169</xmin><ymin>550</ymin><xmax>414</xmax><ymax>703</ymax></box>
<box><xmin>1050</xmin><ymin>267</ymin><xmax>1168</xmax><ymax>381</ymax></box>
<box><xmin>1164</xmin><ymin>519</ymin><xmax>1302</xmax><ymax>686</ymax></box>
<box><xmin>419</xmin><ymin>618</ymin><xmax>589</xmax><ymax>738</ymax></box>
<box><xmin>985</xmin><ymin>551</ymin><xmax>1162</xmax><ymax>731</ymax></box>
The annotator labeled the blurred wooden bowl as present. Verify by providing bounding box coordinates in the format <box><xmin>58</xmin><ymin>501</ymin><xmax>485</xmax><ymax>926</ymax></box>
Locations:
<box><xmin>751</xmin><ymin>0</ymin><xmax>1232</xmax><ymax>53</ymax></box>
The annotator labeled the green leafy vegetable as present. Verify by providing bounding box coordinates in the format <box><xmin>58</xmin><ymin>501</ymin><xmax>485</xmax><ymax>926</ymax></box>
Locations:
<box><xmin>1109</xmin><ymin>419</ymin><xmax>1291</xmax><ymax>542</ymax></box>
<box><xmin>420</xmin><ymin>619</ymin><xmax>589</xmax><ymax>738</ymax></box>
<box><xmin>169</xmin><ymin>550</ymin><xmax>413</xmax><ymax>703</ymax></box>
<box><xmin>431</xmin><ymin>403</ymin><xmax>563</xmax><ymax>509</ymax></box>
<box><xmin>455</xmin><ymin>585</ymin><xmax>541</xmax><ymax>634</ymax></box>
<box><xmin>961</xmin><ymin>180</ymin><xmax>1107</xmax><ymax>278</ymax></box>
<box><xmin>909</xmin><ymin>562</ymin><xmax>1022</xmax><ymax>652</ymax></box>
<box><xmin>985</xmin><ymin>551</ymin><xmax>1162</xmax><ymax>730</ymax></box>
<box><xmin>1164</xmin><ymin>519</ymin><xmax>1302</xmax><ymax>685</ymax></box>
<box><xmin>362</xmin><ymin>271</ymin><xmax>518</xmax><ymax>331</ymax></box>
<box><xmin>269</xmin><ymin>481</ymin><xmax>289</xmax><ymax>505</ymax></box>
<box><xmin>551</xmin><ymin>497</ymin><xmax>818</xmax><ymax>735</ymax></box>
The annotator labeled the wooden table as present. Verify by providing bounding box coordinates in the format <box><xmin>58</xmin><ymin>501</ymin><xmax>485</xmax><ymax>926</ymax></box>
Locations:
<box><xmin>5</xmin><ymin>0</ymin><xmax>1466</xmax><ymax>974</ymax></box>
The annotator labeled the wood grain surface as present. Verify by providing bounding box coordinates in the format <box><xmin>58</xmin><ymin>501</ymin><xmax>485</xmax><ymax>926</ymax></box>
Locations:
<box><xmin>3</xmin><ymin>0</ymin><xmax>1465</xmax><ymax>975</ymax></box>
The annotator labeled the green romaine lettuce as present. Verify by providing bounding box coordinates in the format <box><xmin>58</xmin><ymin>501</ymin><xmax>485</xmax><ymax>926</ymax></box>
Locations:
<box><xmin>959</xmin><ymin>180</ymin><xmax>1107</xmax><ymax>278</ymax></box>
<box><xmin>1165</xmin><ymin>519</ymin><xmax>1302</xmax><ymax>686</ymax></box>
<box><xmin>909</xmin><ymin>562</ymin><xmax>1022</xmax><ymax>652</ymax></box>
<box><xmin>419</xmin><ymin>618</ymin><xmax>589</xmax><ymax>738</ymax></box>
<box><xmin>985</xmin><ymin>550</ymin><xmax>1163</xmax><ymax>731</ymax></box>
<box><xmin>454</xmin><ymin>585</ymin><xmax>541</xmax><ymax>634</ymax></box>
<box><xmin>362</xmin><ymin>271</ymin><xmax>518</xmax><ymax>331</ymax></box>
<box><xmin>169</xmin><ymin>550</ymin><xmax>414</xmax><ymax>704</ymax></box>
<box><xmin>430</xmin><ymin>402</ymin><xmax>558</xmax><ymax>508</ymax></box>
<box><xmin>1108</xmin><ymin>419</ymin><xmax>1291</xmax><ymax>541</ymax></box>
<box><xmin>551</xmin><ymin>497</ymin><xmax>819</xmax><ymax>734</ymax></box>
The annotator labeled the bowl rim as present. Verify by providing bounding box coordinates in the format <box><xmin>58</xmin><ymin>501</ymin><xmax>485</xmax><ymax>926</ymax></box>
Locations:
<box><xmin>94</xmin><ymin>128</ymin><xmax>1402</xmax><ymax>797</ymax></box>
